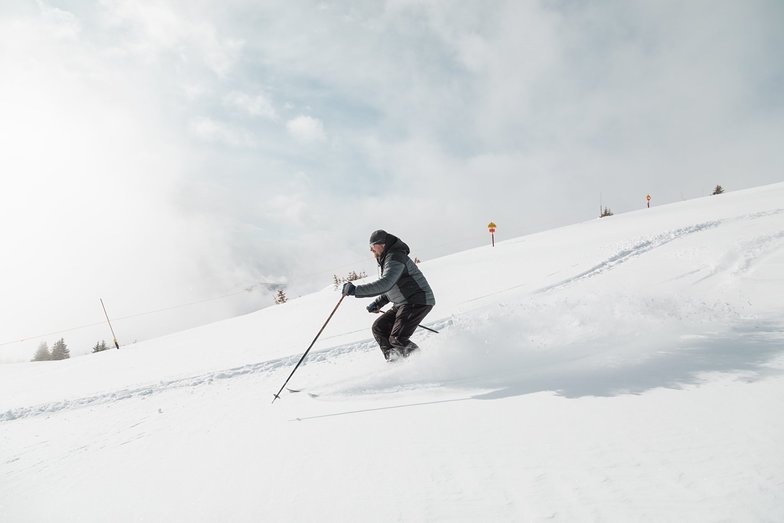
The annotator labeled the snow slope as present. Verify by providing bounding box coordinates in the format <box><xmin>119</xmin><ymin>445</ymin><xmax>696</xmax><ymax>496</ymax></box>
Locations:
<box><xmin>2</xmin><ymin>183</ymin><xmax>784</xmax><ymax>521</ymax></box>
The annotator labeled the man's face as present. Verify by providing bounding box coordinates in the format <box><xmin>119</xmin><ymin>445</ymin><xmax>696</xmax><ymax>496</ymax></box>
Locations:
<box><xmin>370</xmin><ymin>243</ymin><xmax>385</xmax><ymax>258</ymax></box>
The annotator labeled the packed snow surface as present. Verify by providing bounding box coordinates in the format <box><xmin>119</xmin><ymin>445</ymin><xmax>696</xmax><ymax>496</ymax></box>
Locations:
<box><xmin>2</xmin><ymin>183</ymin><xmax>784</xmax><ymax>521</ymax></box>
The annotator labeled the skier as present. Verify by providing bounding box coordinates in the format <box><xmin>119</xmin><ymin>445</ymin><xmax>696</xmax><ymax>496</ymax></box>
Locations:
<box><xmin>342</xmin><ymin>230</ymin><xmax>435</xmax><ymax>361</ymax></box>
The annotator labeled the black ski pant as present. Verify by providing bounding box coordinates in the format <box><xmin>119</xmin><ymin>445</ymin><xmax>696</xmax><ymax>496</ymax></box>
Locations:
<box><xmin>372</xmin><ymin>304</ymin><xmax>433</xmax><ymax>359</ymax></box>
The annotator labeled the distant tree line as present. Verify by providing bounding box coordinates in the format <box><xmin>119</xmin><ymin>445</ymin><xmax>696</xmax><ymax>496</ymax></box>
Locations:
<box><xmin>32</xmin><ymin>338</ymin><xmax>113</xmax><ymax>361</ymax></box>
<box><xmin>32</xmin><ymin>338</ymin><xmax>69</xmax><ymax>361</ymax></box>
<box><xmin>333</xmin><ymin>271</ymin><xmax>367</xmax><ymax>290</ymax></box>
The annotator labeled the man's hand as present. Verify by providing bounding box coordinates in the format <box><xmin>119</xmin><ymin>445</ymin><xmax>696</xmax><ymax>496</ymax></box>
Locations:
<box><xmin>341</xmin><ymin>282</ymin><xmax>356</xmax><ymax>296</ymax></box>
<box><xmin>367</xmin><ymin>302</ymin><xmax>381</xmax><ymax>313</ymax></box>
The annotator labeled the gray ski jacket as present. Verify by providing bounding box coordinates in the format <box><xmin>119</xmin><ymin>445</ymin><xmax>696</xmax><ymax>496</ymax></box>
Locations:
<box><xmin>354</xmin><ymin>234</ymin><xmax>435</xmax><ymax>309</ymax></box>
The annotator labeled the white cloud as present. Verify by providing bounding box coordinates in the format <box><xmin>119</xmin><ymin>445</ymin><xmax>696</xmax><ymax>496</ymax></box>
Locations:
<box><xmin>286</xmin><ymin>115</ymin><xmax>327</xmax><ymax>143</ymax></box>
<box><xmin>37</xmin><ymin>2</ymin><xmax>81</xmax><ymax>39</ymax></box>
<box><xmin>99</xmin><ymin>0</ymin><xmax>243</xmax><ymax>76</ymax></box>
<box><xmin>0</xmin><ymin>7</ymin><xmax>268</xmax><ymax>362</ymax></box>
<box><xmin>189</xmin><ymin>117</ymin><xmax>256</xmax><ymax>147</ymax></box>
<box><xmin>224</xmin><ymin>91</ymin><xmax>277</xmax><ymax>120</ymax></box>
<box><xmin>181</xmin><ymin>82</ymin><xmax>210</xmax><ymax>101</ymax></box>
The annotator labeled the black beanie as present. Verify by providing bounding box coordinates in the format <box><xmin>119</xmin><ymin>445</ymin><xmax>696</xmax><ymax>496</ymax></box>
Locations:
<box><xmin>369</xmin><ymin>229</ymin><xmax>388</xmax><ymax>245</ymax></box>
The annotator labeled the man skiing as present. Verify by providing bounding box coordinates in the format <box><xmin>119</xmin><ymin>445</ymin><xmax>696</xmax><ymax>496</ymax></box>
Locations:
<box><xmin>342</xmin><ymin>230</ymin><xmax>435</xmax><ymax>361</ymax></box>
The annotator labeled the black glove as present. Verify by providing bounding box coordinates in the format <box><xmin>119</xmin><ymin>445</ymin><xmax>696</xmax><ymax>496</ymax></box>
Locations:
<box><xmin>341</xmin><ymin>282</ymin><xmax>356</xmax><ymax>296</ymax></box>
<box><xmin>367</xmin><ymin>302</ymin><xmax>381</xmax><ymax>313</ymax></box>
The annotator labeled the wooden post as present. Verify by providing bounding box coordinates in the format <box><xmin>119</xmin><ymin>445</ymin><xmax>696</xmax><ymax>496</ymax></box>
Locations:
<box><xmin>99</xmin><ymin>298</ymin><xmax>120</xmax><ymax>349</ymax></box>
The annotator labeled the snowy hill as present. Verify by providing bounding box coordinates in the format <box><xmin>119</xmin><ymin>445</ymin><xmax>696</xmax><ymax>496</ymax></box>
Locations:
<box><xmin>2</xmin><ymin>183</ymin><xmax>784</xmax><ymax>521</ymax></box>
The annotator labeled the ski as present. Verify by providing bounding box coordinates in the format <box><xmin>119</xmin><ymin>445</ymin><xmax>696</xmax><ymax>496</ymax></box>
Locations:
<box><xmin>286</xmin><ymin>387</ymin><xmax>319</xmax><ymax>397</ymax></box>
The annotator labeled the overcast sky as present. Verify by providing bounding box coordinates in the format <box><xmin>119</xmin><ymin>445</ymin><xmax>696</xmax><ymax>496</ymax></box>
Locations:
<box><xmin>1</xmin><ymin>0</ymin><xmax>783</xmax><ymax>361</ymax></box>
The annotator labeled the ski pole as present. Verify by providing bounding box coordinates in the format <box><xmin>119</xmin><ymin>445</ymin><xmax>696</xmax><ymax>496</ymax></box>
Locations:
<box><xmin>272</xmin><ymin>295</ymin><xmax>346</xmax><ymax>403</ymax></box>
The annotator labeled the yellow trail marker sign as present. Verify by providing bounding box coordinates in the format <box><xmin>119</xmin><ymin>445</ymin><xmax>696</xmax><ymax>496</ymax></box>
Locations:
<box><xmin>487</xmin><ymin>222</ymin><xmax>497</xmax><ymax>246</ymax></box>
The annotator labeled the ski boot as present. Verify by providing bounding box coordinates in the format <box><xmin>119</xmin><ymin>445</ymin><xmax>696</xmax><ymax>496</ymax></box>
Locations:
<box><xmin>400</xmin><ymin>341</ymin><xmax>419</xmax><ymax>358</ymax></box>
<box><xmin>382</xmin><ymin>347</ymin><xmax>401</xmax><ymax>362</ymax></box>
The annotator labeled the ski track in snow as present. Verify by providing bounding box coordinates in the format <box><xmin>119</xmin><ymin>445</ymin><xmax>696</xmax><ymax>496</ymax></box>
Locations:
<box><xmin>0</xmin><ymin>316</ymin><xmax>456</xmax><ymax>423</ymax></box>
<box><xmin>537</xmin><ymin>209</ymin><xmax>784</xmax><ymax>294</ymax></box>
<box><xmin>536</xmin><ymin>220</ymin><xmax>721</xmax><ymax>293</ymax></box>
<box><xmin>0</xmin><ymin>343</ymin><xmax>371</xmax><ymax>422</ymax></box>
<box><xmin>3</xmin><ymin>209</ymin><xmax>782</xmax><ymax>423</ymax></box>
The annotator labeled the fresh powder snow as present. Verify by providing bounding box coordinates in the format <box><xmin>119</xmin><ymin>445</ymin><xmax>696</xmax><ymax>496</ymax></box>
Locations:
<box><xmin>1</xmin><ymin>183</ymin><xmax>783</xmax><ymax>521</ymax></box>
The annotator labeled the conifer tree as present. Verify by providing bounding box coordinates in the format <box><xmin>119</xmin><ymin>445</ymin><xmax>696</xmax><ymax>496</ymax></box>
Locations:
<box><xmin>274</xmin><ymin>289</ymin><xmax>288</xmax><ymax>304</ymax></box>
<box><xmin>92</xmin><ymin>340</ymin><xmax>109</xmax><ymax>353</ymax></box>
<box><xmin>713</xmin><ymin>185</ymin><xmax>724</xmax><ymax>195</ymax></box>
<box><xmin>32</xmin><ymin>341</ymin><xmax>51</xmax><ymax>362</ymax></box>
<box><xmin>51</xmin><ymin>338</ymin><xmax>70</xmax><ymax>360</ymax></box>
